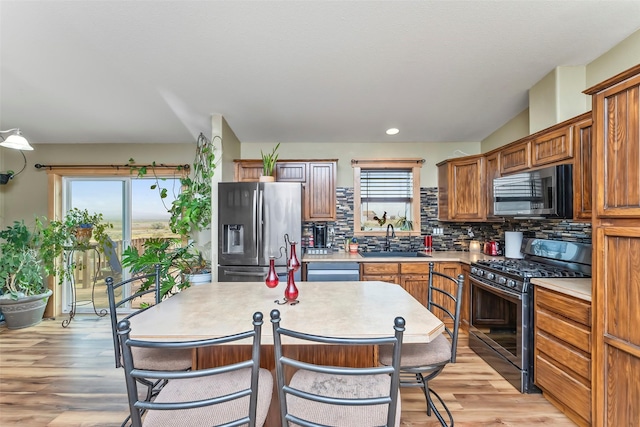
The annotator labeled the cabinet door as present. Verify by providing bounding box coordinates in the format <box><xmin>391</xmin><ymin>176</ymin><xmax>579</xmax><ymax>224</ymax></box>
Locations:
<box><xmin>593</xmin><ymin>74</ymin><xmax>640</xmax><ymax>217</ymax></box>
<box><xmin>432</xmin><ymin>262</ymin><xmax>463</xmax><ymax>326</ymax></box>
<box><xmin>460</xmin><ymin>264</ymin><xmax>470</xmax><ymax>332</ymax></box>
<box><xmin>437</xmin><ymin>163</ymin><xmax>450</xmax><ymax>220</ymax></box>
<box><xmin>573</xmin><ymin>118</ymin><xmax>593</xmax><ymax>221</ymax></box>
<box><xmin>531</xmin><ymin>126</ymin><xmax>573</xmax><ymax>167</ymax></box>
<box><xmin>400</xmin><ymin>275</ymin><xmax>428</xmax><ymax>307</ymax></box>
<box><xmin>234</xmin><ymin>160</ymin><xmax>263</xmax><ymax>182</ymax></box>
<box><xmin>305</xmin><ymin>162</ymin><xmax>336</xmax><ymax>221</ymax></box>
<box><xmin>500</xmin><ymin>140</ymin><xmax>531</xmax><ymax>174</ymax></box>
<box><xmin>450</xmin><ymin>156</ymin><xmax>485</xmax><ymax>221</ymax></box>
<box><xmin>485</xmin><ymin>152</ymin><xmax>501</xmax><ymax>219</ymax></box>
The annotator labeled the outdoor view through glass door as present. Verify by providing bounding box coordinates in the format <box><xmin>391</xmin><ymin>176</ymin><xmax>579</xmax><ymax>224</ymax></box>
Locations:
<box><xmin>63</xmin><ymin>177</ymin><xmax>180</xmax><ymax>313</ymax></box>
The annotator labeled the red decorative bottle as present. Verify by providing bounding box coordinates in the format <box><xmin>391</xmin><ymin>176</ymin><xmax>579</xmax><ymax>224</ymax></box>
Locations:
<box><xmin>288</xmin><ymin>241</ymin><xmax>301</xmax><ymax>272</ymax></box>
<box><xmin>265</xmin><ymin>257</ymin><xmax>279</xmax><ymax>288</ymax></box>
<box><xmin>285</xmin><ymin>268</ymin><xmax>299</xmax><ymax>301</ymax></box>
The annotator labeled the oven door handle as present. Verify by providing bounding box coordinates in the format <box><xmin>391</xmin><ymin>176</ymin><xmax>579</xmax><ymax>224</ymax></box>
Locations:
<box><xmin>470</xmin><ymin>276</ymin><xmax>524</xmax><ymax>300</ymax></box>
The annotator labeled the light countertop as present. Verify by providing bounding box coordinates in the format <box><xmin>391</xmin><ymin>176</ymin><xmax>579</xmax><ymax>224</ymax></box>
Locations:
<box><xmin>531</xmin><ymin>277</ymin><xmax>592</xmax><ymax>302</ymax></box>
<box><xmin>302</xmin><ymin>250</ymin><xmax>503</xmax><ymax>265</ymax></box>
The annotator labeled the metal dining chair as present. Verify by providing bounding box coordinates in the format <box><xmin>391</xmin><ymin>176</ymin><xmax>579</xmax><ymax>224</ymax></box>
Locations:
<box><xmin>118</xmin><ymin>311</ymin><xmax>273</xmax><ymax>427</ymax></box>
<box><xmin>378</xmin><ymin>262</ymin><xmax>464</xmax><ymax>427</ymax></box>
<box><xmin>271</xmin><ymin>308</ymin><xmax>405</xmax><ymax>427</ymax></box>
<box><xmin>105</xmin><ymin>265</ymin><xmax>192</xmax><ymax>426</ymax></box>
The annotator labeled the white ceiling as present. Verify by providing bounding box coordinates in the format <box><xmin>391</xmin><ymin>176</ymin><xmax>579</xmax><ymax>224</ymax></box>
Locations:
<box><xmin>1</xmin><ymin>1</ymin><xmax>640</xmax><ymax>145</ymax></box>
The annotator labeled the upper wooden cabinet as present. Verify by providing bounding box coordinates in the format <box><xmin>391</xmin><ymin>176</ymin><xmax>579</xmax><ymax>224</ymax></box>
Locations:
<box><xmin>500</xmin><ymin>140</ymin><xmax>531</xmax><ymax>174</ymax></box>
<box><xmin>437</xmin><ymin>155</ymin><xmax>486</xmax><ymax>222</ymax></box>
<box><xmin>572</xmin><ymin>116</ymin><xmax>593</xmax><ymax>221</ymax></box>
<box><xmin>532</xmin><ymin>126</ymin><xmax>573</xmax><ymax>167</ymax></box>
<box><xmin>234</xmin><ymin>159</ymin><xmax>337</xmax><ymax>221</ymax></box>
<box><xmin>484</xmin><ymin>151</ymin><xmax>501</xmax><ymax>219</ymax></box>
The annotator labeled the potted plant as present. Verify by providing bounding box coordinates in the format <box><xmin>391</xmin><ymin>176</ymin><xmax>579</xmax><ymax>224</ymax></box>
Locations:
<box><xmin>62</xmin><ymin>208</ymin><xmax>113</xmax><ymax>247</ymax></box>
<box><xmin>126</xmin><ymin>133</ymin><xmax>216</xmax><ymax>292</ymax></box>
<box><xmin>260</xmin><ymin>142</ymin><xmax>280</xmax><ymax>181</ymax></box>
<box><xmin>0</xmin><ymin>219</ymin><xmax>57</xmax><ymax>329</ymax></box>
<box><xmin>121</xmin><ymin>238</ymin><xmax>210</xmax><ymax>298</ymax></box>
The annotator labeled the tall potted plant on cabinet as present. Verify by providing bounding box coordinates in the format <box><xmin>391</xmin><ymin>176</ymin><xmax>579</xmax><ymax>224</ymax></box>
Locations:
<box><xmin>124</xmin><ymin>133</ymin><xmax>216</xmax><ymax>297</ymax></box>
<box><xmin>260</xmin><ymin>143</ymin><xmax>280</xmax><ymax>182</ymax></box>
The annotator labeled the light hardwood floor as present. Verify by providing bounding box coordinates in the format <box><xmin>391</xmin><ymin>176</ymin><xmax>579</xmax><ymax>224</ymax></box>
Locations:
<box><xmin>0</xmin><ymin>315</ymin><xmax>576</xmax><ymax>427</ymax></box>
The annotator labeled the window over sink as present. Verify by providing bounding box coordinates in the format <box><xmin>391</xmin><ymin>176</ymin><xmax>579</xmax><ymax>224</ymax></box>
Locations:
<box><xmin>351</xmin><ymin>158</ymin><xmax>423</xmax><ymax>237</ymax></box>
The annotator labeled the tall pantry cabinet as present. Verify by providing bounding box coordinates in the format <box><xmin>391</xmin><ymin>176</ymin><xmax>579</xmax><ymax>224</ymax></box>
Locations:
<box><xmin>584</xmin><ymin>63</ymin><xmax>640</xmax><ymax>427</ymax></box>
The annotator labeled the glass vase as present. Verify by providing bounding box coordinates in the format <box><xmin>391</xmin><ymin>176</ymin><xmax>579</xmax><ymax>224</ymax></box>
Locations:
<box><xmin>265</xmin><ymin>257</ymin><xmax>279</xmax><ymax>288</ymax></box>
<box><xmin>285</xmin><ymin>268</ymin><xmax>299</xmax><ymax>301</ymax></box>
<box><xmin>288</xmin><ymin>241</ymin><xmax>301</xmax><ymax>272</ymax></box>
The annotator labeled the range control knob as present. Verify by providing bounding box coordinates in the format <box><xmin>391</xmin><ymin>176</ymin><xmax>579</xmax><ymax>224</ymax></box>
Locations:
<box><xmin>486</xmin><ymin>272</ymin><xmax>495</xmax><ymax>280</ymax></box>
<box><xmin>471</xmin><ymin>267</ymin><xmax>478</xmax><ymax>275</ymax></box>
<box><xmin>498</xmin><ymin>276</ymin><xmax>507</xmax><ymax>285</ymax></box>
<box><xmin>507</xmin><ymin>279</ymin><xmax>516</xmax><ymax>288</ymax></box>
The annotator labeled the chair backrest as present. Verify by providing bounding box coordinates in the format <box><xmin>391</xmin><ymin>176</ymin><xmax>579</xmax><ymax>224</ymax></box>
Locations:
<box><xmin>271</xmin><ymin>309</ymin><xmax>405</xmax><ymax>427</ymax></box>
<box><xmin>117</xmin><ymin>312</ymin><xmax>265</xmax><ymax>427</ymax></box>
<box><xmin>101</xmin><ymin>235</ymin><xmax>122</xmax><ymax>274</ymax></box>
<box><xmin>106</xmin><ymin>264</ymin><xmax>162</xmax><ymax>368</ymax></box>
<box><xmin>427</xmin><ymin>262</ymin><xmax>465</xmax><ymax>363</ymax></box>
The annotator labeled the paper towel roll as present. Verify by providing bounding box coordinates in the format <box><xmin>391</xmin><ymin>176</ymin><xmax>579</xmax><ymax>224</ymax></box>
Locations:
<box><xmin>505</xmin><ymin>231</ymin><xmax>524</xmax><ymax>259</ymax></box>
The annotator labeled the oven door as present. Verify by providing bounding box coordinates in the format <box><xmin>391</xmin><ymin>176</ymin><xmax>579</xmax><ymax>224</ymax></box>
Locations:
<box><xmin>469</xmin><ymin>276</ymin><xmax>523</xmax><ymax>368</ymax></box>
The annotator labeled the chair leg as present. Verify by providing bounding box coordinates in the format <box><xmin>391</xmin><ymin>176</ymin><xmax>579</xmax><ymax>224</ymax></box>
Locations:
<box><xmin>418</xmin><ymin>374</ymin><xmax>432</xmax><ymax>416</ymax></box>
<box><xmin>426</xmin><ymin>386</ymin><xmax>454</xmax><ymax>427</ymax></box>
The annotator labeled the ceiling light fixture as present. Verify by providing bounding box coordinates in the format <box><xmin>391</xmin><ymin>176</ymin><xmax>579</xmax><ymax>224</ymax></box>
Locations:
<box><xmin>1</xmin><ymin>128</ymin><xmax>33</xmax><ymax>185</ymax></box>
<box><xmin>386</xmin><ymin>128</ymin><xmax>399</xmax><ymax>135</ymax></box>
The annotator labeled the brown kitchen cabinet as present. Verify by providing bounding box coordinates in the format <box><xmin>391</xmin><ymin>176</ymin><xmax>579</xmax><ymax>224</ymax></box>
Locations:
<box><xmin>531</xmin><ymin>126</ymin><xmax>573</xmax><ymax>167</ymax></box>
<box><xmin>500</xmin><ymin>140</ymin><xmax>531</xmax><ymax>174</ymax></box>
<box><xmin>534</xmin><ymin>287</ymin><xmax>592</xmax><ymax>427</ymax></box>
<box><xmin>584</xmin><ymin>64</ymin><xmax>640</xmax><ymax>427</ymax></box>
<box><xmin>360</xmin><ymin>262</ymin><xmax>400</xmax><ymax>286</ymax></box>
<box><xmin>460</xmin><ymin>263</ymin><xmax>471</xmax><ymax>332</ymax></box>
<box><xmin>484</xmin><ymin>151</ymin><xmax>501</xmax><ymax>219</ymax></box>
<box><xmin>572</xmin><ymin>115</ymin><xmax>593</xmax><ymax>221</ymax></box>
<box><xmin>235</xmin><ymin>159</ymin><xmax>337</xmax><ymax>221</ymax></box>
<box><xmin>437</xmin><ymin>155</ymin><xmax>486</xmax><ymax>222</ymax></box>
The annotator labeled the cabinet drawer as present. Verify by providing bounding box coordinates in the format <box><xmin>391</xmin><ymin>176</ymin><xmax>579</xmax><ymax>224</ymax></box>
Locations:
<box><xmin>362</xmin><ymin>263</ymin><xmax>399</xmax><ymax>275</ymax></box>
<box><xmin>361</xmin><ymin>275</ymin><xmax>399</xmax><ymax>284</ymax></box>
<box><xmin>536</xmin><ymin>288</ymin><xmax>591</xmax><ymax>326</ymax></box>
<box><xmin>400</xmin><ymin>263</ymin><xmax>430</xmax><ymax>274</ymax></box>
<box><xmin>536</xmin><ymin>309</ymin><xmax>591</xmax><ymax>353</ymax></box>
<box><xmin>536</xmin><ymin>330</ymin><xmax>590</xmax><ymax>381</ymax></box>
<box><xmin>536</xmin><ymin>354</ymin><xmax>591</xmax><ymax>424</ymax></box>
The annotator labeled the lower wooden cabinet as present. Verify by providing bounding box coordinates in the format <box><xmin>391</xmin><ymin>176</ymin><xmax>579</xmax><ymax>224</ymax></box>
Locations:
<box><xmin>534</xmin><ymin>287</ymin><xmax>592</xmax><ymax>426</ymax></box>
<box><xmin>460</xmin><ymin>264</ymin><xmax>471</xmax><ymax>332</ymax></box>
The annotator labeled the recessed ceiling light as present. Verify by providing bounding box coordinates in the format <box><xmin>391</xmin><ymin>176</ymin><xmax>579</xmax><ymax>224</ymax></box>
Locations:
<box><xmin>386</xmin><ymin>128</ymin><xmax>399</xmax><ymax>135</ymax></box>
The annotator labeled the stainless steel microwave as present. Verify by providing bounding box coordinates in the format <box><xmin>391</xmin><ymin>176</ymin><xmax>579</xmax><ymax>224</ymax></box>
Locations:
<box><xmin>493</xmin><ymin>164</ymin><xmax>573</xmax><ymax>218</ymax></box>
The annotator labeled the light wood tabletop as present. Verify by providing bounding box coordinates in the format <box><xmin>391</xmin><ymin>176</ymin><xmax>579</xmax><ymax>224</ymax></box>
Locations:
<box><xmin>128</xmin><ymin>280</ymin><xmax>444</xmax><ymax>345</ymax></box>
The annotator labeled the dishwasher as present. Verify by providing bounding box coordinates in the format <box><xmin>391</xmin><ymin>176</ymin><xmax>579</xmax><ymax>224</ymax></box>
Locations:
<box><xmin>305</xmin><ymin>262</ymin><xmax>360</xmax><ymax>281</ymax></box>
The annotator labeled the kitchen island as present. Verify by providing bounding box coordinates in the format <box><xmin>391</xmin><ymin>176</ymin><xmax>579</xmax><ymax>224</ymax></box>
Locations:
<box><xmin>128</xmin><ymin>280</ymin><xmax>444</xmax><ymax>370</ymax></box>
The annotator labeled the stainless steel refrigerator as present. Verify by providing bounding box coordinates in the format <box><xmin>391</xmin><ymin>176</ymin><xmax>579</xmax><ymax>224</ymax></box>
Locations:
<box><xmin>218</xmin><ymin>182</ymin><xmax>302</xmax><ymax>282</ymax></box>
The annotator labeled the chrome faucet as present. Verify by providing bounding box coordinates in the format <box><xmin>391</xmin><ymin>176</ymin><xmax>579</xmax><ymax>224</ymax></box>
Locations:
<box><xmin>384</xmin><ymin>224</ymin><xmax>396</xmax><ymax>251</ymax></box>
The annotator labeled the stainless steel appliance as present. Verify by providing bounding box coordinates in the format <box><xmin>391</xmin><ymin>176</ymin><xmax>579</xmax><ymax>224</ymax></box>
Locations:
<box><xmin>311</xmin><ymin>223</ymin><xmax>327</xmax><ymax>248</ymax></box>
<box><xmin>468</xmin><ymin>238</ymin><xmax>591</xmax><ymax>393</ymax></box>
<box><xmin>218</xmin><ymin>182</ymin><xmax>302</xmax><ymax>282</ymax></box>
<box><xmin>305</xmin><ymin>262</ymin><xmax>360</xmax><ymax>281</ymax></box>
<box><xmin>493</xmin><ymin>164</ymin><xmax>573</xmax><ymax>218</ymax></box>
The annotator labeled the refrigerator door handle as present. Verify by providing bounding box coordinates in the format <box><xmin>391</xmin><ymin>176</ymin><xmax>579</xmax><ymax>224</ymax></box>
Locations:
<box><xmin>222</xmin><ymin>270</ymin><xmax>266</xmax><ymax>277</ymax></box>
<box><xmin>257</xmin><ymin>188</ymin><xmax>264</xmax><ymax>256</ymax></box>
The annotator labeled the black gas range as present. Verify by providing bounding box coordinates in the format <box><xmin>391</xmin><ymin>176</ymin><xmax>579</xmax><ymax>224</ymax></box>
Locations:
<box><xmin>468</xmin><ymin>238</ymin><xmax>591</xmax><ymax>393</ymax></box>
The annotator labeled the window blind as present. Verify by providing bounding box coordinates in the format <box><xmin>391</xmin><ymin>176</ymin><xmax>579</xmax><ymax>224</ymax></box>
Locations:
<box><xmin>360</xmin><ymin>169</ymin><xmax>413</xmax><ymax>203</ymax></box>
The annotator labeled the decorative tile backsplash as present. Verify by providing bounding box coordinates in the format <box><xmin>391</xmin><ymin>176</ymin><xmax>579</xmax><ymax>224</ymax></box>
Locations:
<box><xmin>304</xmin><ymin>187</ymin><xmax>591</xmax><ymax>253</ymax></box>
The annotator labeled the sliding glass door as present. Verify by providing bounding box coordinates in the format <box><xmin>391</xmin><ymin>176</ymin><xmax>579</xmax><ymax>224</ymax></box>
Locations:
<box><xmin>62</xmin><ymin>177</ymin><xmax>179</xmax><ymax>313</ymax></box>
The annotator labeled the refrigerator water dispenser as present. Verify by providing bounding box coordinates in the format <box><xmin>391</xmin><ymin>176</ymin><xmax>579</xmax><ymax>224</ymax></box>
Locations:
<box><xmin>223</xmin><ymin>224</ymin><xmax>244</xmax><ymax>254</ymax></box>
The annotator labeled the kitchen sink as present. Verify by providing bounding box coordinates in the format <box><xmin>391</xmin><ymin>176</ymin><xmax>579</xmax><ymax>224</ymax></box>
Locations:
<box><xmin>359</xmin><ymin>251</ymin><xmax>430</xmax><ymax>258</ymax></box>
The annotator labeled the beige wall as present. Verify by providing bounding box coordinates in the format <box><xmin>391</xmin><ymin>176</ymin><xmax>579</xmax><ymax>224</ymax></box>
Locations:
<box><xmin>0</xmin><ymin>143</ymin><xmax>194</xmax><ymax>228</ymax></box>
<box><xmin>240</xmin><ymin>141</ymin><xmax>481</xmax><ymax>188</ymax></box>
<box><xmin>587</xmin><ymin>28</ymin><xmax>640</xmax><ymax>87</ymax></box>
<box><xmin>480</xmin><ymin>108</ymin><xmax>529</xmax><ymax>153</ymax></box>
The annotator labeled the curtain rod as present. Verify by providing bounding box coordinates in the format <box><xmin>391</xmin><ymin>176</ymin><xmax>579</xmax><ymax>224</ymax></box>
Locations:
<box><xmin>34</xmin><ymin>163</ymin><xmax>190</xmax><ymax>170</ymax></box>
